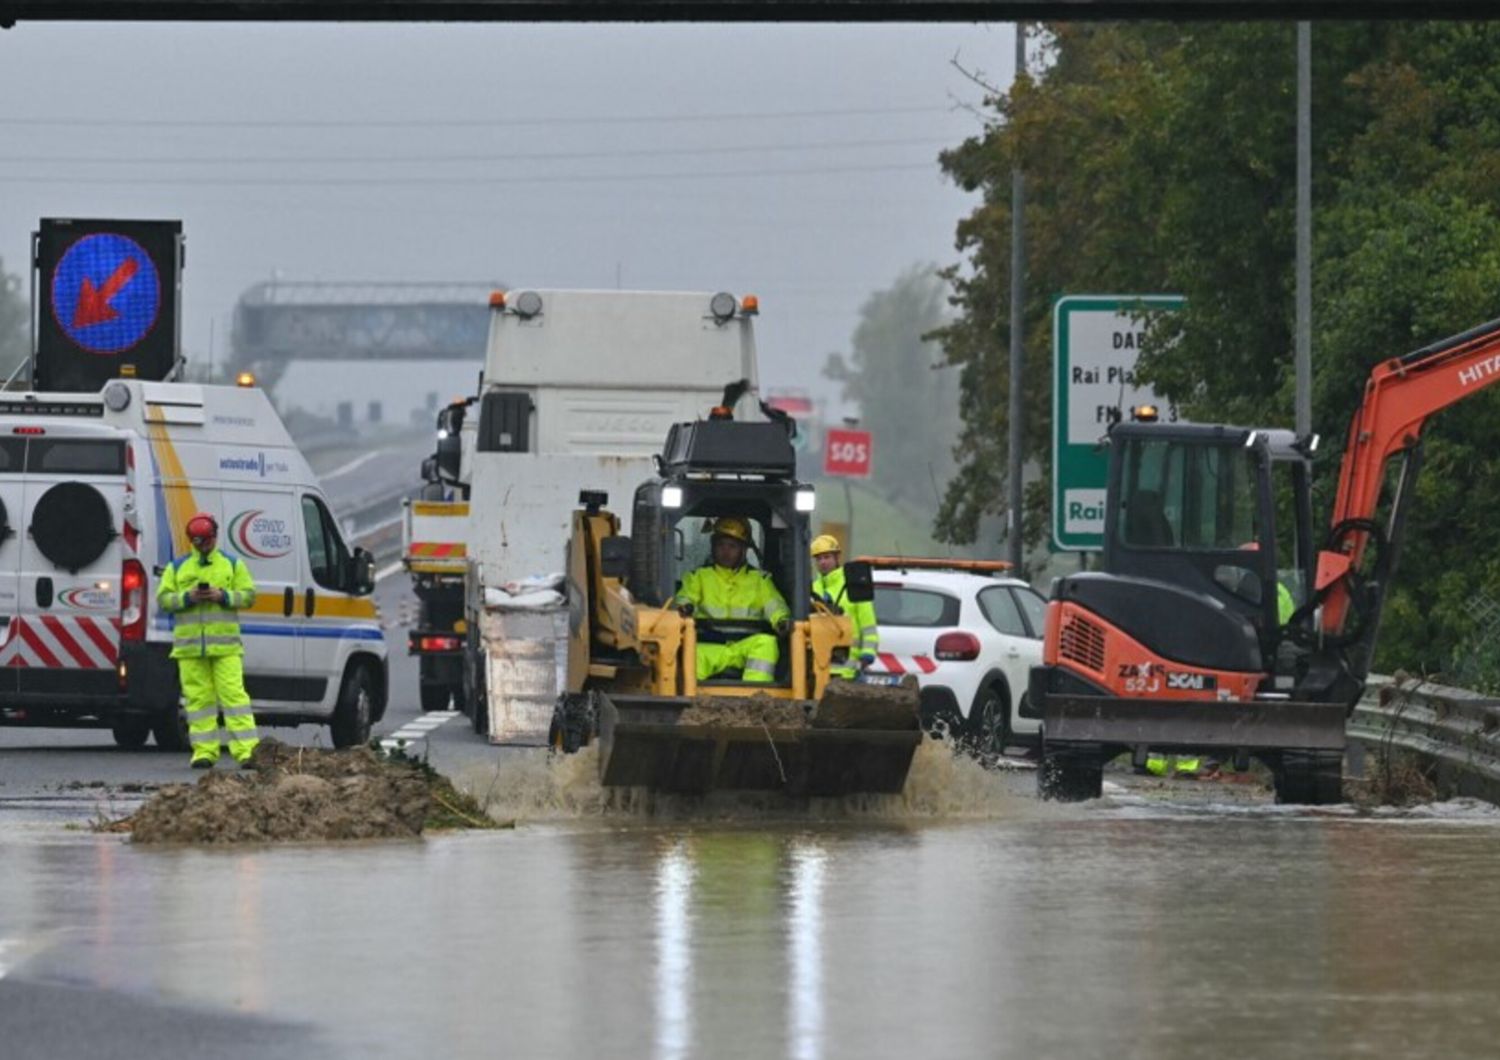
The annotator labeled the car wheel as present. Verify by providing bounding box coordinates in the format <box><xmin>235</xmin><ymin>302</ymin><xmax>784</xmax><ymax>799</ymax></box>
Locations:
<box><xmin>111</xmin><ymin>716</ymin><xmax>151</xmax><ymax>750</ymax></box>
<box><xmin>970</xmin><ymin>684</ymin><xmax>1010</xmax><ymax>758</ymax></box>
<box><xmin>331</xmin><ymin>665</ymin><xmax>374</xmax><ymax>748</ymax></box>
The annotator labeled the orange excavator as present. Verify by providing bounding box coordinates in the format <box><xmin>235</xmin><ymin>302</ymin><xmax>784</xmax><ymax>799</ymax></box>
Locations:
<box><xmin>1028</xmin><ymin>317</ymin><xmax>1500</xmax><ymax>803</ymax></box>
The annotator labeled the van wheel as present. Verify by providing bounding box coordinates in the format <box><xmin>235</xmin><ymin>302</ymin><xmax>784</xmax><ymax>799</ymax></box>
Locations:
<box><xmin>331</xmin><ymin>666</ymin><xmax>374</xmax><ymax>748</ymax></box>
<box><xmin>112</xmin><ymin>717</ymin><xmax>151</xmax><ymax>749</ymax></box>
<box><xmin>151</xmin><ymin>708</ymin><xmax>190</xmax><ymax>752</ymax></box>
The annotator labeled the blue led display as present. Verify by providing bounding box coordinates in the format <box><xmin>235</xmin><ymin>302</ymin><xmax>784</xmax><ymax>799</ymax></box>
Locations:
<box><xmin>49</xmin><ymin>232</ymin><xmax>162</xmax><ymax>356</ymax></box>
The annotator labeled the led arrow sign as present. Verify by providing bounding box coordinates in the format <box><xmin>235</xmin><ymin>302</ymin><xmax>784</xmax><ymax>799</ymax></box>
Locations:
<box><xmin>50</xmin><ymin>232</ymin><xmax>162</xmax><ymax>355</ymax></box>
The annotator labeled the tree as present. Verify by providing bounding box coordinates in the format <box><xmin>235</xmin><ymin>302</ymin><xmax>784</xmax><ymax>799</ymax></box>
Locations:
<box><xmin>0</xmin><ymin>258</ymin><xmax>26</xmax><ymax>384</ymax></box>
<box><xmin>934</xmin><ymin>22</ymin><xmax>1500</xmax><ymax>678</ymax></box>
<box><xmin>823</xmin><ymin>266</ymin><xmax>959</xmax><ymax>512</ymax></box>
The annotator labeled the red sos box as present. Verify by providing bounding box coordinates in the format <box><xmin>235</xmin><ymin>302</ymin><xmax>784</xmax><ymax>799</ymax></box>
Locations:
<box><xmin>823</xmin><ymin>428</ymin><xmax>872</xmax><ymax>478</ymax></box>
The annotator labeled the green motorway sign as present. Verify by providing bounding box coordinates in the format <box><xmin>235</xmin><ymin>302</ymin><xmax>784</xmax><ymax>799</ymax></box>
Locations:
<box><xmin>1052</xmin><ymin>295</ymin><xmax>1183</xmax><ymax>551</ymax></box>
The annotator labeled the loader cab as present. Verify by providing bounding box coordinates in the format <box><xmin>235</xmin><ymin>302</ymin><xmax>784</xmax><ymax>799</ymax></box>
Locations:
<box><xmin>625</xmin><ymin>415</ymin><xmax>812</xmax><ymax>667</ymax></box>
<box><xmin>1103</xmin><ymin>420</ymin><xmax>1316</xmax><ymax>657</ymax></box>
<box><xmin>629</xmin><ymin>479</ymin><xmax>812</xmax><ymax>623</ymax></box>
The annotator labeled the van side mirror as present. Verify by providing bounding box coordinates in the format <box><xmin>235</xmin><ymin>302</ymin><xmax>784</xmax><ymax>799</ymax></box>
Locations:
<box><xmin>352</xmin><ymin>547</ymin><xmax>376</xmax><ymax>596</ymax></box>
<box><xmin>600</xmin><ymin>536</ymin><xmax>631</xmax><ymax>581</ymax></box>
<box><xmin>843</xmin><ymin>560</ymin><xmax>874</xmax><ymax>604</ymax></box>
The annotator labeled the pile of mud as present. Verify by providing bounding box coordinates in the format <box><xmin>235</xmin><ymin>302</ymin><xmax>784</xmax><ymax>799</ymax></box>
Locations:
<box><xmin>678</xmin><ymin>694</ymin><xmax>808</xmax><ymax>728</ymax></box>
<box><xmin>102</xmin><ymin>738</ymin><xmax>502</xmax><ymax>844</ymax></box>
<box><xmin>674</xmin><ymin>680</ymin><xmax>918</xmax><ymax>731</ymax></box>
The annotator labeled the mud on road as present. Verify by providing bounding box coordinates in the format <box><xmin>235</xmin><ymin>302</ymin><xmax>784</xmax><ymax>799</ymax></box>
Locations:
<box><xmin>101</xmin><ymin>738</ymin><xmax>502</xmax><ymax>844</ymax></box>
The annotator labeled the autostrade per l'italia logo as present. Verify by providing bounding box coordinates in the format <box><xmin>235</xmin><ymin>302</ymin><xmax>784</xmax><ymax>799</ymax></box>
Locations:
<box><xmin>228</xmin><ymin>510</ymin><xmax>294</xmax><ymax>559</ymax></box>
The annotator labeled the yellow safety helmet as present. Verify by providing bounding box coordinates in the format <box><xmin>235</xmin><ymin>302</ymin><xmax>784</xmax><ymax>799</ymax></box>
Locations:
<box><xmin>810</xmin><ymin>534</ymin><xmax>842</xmax><ymax>557</ymax></box>
<box><xmin>711</xmin><ymin>516</ymin><xmax>753</xmax><ymax>544</ymax></box>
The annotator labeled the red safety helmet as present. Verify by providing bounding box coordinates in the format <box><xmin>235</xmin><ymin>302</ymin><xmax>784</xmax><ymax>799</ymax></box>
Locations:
<box><xmin>186</xmin><ymin>512</ymin><xmax>219</xmax><ymax>540</ymax></box>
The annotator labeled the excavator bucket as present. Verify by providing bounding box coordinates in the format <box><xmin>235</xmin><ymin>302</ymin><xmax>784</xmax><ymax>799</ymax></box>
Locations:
<box><xmin>595</xmin><ymin>680</ymin><xmax>921</xmax><ymax>796</ymax></box>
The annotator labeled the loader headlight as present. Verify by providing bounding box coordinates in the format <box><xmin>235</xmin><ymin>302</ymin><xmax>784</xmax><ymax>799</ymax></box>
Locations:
<box><xmin>661</xmin><ymin>486</ymin><xmax>683</xmax><ymax>509</ymax></box>
<box><xmin>795</xmin><ymin>489</ymin><xmax>816</xmax><ymax>513</ymax></box>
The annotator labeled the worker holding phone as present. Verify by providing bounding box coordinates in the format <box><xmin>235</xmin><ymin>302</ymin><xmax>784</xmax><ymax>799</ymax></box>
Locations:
<box><xmin>156</xmin><ymin>511</ymin><xmax>260</xmax><ymax>769</ymax></box>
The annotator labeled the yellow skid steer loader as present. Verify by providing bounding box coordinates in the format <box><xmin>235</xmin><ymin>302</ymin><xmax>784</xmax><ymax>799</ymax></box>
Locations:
<box><xmin>549</xmin><ymin>411</ymin><xmax>920</xmax><ymax>796</ymax></box>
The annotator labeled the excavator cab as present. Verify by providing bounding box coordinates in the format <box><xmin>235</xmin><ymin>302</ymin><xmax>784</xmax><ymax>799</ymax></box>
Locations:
<box><xmin>1104</xmin><ymin>421</ymin><xmax>1318</xmax><ymax>663</ymax></box>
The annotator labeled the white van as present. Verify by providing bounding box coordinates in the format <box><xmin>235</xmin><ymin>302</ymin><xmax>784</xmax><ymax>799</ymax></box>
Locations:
<box><xmin>0</xmin><ymin>379</ymin><xmax>388</xmax><ymax>750</ymax></box>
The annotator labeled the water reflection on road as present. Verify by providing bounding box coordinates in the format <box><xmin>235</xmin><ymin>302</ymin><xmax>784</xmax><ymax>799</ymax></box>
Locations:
<box><xmin>5</xmin><ymin>790</ymin><xmax>1500</xmax><ymax>1058</ymax></box>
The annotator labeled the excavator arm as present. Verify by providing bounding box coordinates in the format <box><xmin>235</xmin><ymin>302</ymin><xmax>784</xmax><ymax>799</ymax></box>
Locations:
<box><xmin>1321</xmin><ymin>317</ymin><xmax>1500</xmax><ymax>637</ymax></box>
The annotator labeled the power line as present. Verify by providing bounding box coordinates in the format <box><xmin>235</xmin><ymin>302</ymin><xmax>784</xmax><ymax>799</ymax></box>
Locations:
<box><xmin>0</xmin><ymin>136</ymin><xmax>956</xmax><ymax>167</ymax></box>
<box><xmin>0</xmin><ymin>160</ymin><xmax>941</xmax><ymax>188</ymax></box>
<box><xmin>0</xmin><ymin>104</ymin><xmax>954</xmax><ymax>131</ymax></box>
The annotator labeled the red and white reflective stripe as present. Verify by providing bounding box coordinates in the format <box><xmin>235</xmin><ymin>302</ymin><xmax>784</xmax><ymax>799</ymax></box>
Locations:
<box><xmin>875</xmin><ymin>652</ymin><xmax>937</xmax><ymax>675</ymax></box>
<box><xmin>0</xmin><ymin>615</ymin><xmax>121</xmax><ymax>669</ymax></box>
<box><xmin>122</xmin><ymin>442</ymin><xmax>140</xmax><ymax>556</ymax></box>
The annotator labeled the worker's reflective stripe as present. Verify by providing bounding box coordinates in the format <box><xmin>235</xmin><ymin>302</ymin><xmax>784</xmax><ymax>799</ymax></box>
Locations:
<box><xmin>860</xmin><ymin>625</ymin><xmax>879</xmax><ymax>639</ymax></box>
<box><xmin>225</xmin><ymin>727</ymin><xmax>260</xmax><ymax>742</ymax></box>
<box><xmin>184</xmin><ymin>706</ymin><xmax>218</xmax><ymax>723</ymax></box>
<box><xmin>221</xmin><ymin>706</ymin><xmax>255</xmax><ymax>719</ymax></box>
<box><xmin>189</xmin><ymin>729</ymin><xmax>225</xmax><ymax>745</ymax></box>
<box><xmin>177</xmin><ymin>609</ymin><xmax>238</xmax><ymax>625</ymax></box>
<box><xmin>744</xmin><ymin>657</ymin><xmax>776</xmax><ymax>677</ymax></box>
<box><xmin>701</xmin><ymin>605</ymin><xmax>758</xmax><ymax>620</ymax></box>
<box><xmin>200</xmin><ymin>635</ymin><xmax>243</xmax><ymax>648</ymax></box>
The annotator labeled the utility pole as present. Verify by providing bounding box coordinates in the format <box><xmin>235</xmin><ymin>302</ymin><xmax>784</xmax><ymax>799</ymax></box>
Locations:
<box><xmin>1007</xmin><ymin>21</ymin><xmax>1027</xmax><ymax>570</ymax></box>
<box><xmin>1295</xmin><ymin>21</ymin><xmax>1312</xmax><ymax>439</ymax></box>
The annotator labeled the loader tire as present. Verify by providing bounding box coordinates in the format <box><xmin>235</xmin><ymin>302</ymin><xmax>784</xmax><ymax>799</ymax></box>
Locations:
<box><xmin>1038</xmin><ymin>743</ymin><xmax>1103</xmax><ymax>802</ymax></box>
<box><xmin>548</xmin><ymin>693</ymin><xmax>594</xmax><ymax>754</ymax></box>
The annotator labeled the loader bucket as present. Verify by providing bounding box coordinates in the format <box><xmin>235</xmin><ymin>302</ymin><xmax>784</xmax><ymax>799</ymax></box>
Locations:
<box><xmin>596</xmin><ymin>682</ymin><xmax>920</xmax><ymax>796</ymax></box>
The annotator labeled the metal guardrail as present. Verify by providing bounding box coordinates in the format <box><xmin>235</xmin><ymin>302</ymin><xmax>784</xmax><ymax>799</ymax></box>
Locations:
<box><xmin>1348</xmin><ymin>674</ymin><xmax>1500</xmax><ymax>804</ymax></box>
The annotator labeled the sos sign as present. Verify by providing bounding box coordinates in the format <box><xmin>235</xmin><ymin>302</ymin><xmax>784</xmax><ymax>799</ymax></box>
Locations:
<box><xmin>34</xmin><ymin>218</ymin><xmax>183</xmax><ymax>393</ymax></box>
<box><xmin>823</xmin><ymin>428</ymin><xmax>872</xmax><ymax>478</ymax></box>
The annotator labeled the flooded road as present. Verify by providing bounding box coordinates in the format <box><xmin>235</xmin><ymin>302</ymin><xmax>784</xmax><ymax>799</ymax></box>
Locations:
<box><xmin>5</xmin><ymin>752</ymin><xmax>1500</xmax><ymax>1059</ymax></box>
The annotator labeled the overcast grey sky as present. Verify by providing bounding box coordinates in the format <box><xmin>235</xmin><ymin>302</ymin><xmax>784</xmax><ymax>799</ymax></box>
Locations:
<box><xmin>0</xmin><ymin>22</ymin><xmax>1015</xmax><ymax>402</ymax></box>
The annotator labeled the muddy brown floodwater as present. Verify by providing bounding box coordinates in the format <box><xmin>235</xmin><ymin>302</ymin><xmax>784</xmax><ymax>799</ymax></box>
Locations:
<box><xmin>6</xmin><ymin>746</ymin><xmax>1500</xmax><ymax>1059</ymax></box>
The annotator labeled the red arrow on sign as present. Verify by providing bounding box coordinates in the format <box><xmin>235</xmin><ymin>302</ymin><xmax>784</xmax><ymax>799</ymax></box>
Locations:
<box><xmin>71</xmin><ymin>258</ymin><xmax>139</xmax><ymax>329</ymax></box>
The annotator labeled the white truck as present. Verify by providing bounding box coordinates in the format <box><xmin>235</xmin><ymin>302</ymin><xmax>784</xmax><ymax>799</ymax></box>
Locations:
<box><xmin>403</xmin><ymin>288</ymin><xmax>763</xmax><ymax>742</ymax></box>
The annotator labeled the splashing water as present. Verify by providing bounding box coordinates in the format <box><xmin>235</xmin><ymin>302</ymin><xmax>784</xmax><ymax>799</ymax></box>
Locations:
<box><xmin>454</xmin><ymin>737</ymin><xmax>1053</xmax><ymax>825</ymax></box>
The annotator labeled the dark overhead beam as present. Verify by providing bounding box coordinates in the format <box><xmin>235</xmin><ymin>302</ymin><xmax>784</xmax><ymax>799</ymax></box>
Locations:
<box><xmin>0</xmin><ymin>0</ymin><xmax>1484</xmax><ymax>27</ymax></box>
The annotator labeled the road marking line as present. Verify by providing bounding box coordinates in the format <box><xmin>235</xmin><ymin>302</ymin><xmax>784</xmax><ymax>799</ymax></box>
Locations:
<box><xmin>380</xmin><ymin>711</ymin><xmax>461</xmax><ymax>749</ymax></box>
<box><xmin>323</xmin><ymin>449</ymin><xmax>385</xmax><ymax>480</ymax></box>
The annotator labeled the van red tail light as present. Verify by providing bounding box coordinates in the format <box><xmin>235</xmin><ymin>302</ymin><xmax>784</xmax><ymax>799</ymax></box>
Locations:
<box><xmin>415</xmin><ymin>635</ymin><xmax>461</xmax><ymax>653</ymax></box>
<box><xmin>121</xmin><ymin>558</ymin><xmax>147</xmax><ymax>642</ymax></box>
<box><xmin>934</xmin><ymin>631</ymin><xmax>981</xmax><ymax>661</ymax></box>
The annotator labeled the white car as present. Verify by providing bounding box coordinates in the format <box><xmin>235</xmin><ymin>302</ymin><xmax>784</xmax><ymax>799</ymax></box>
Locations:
<box><xmin>861</xmin><ymin>559</ymin><xmax>1047</xmax><ymax>755</ymax></box>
